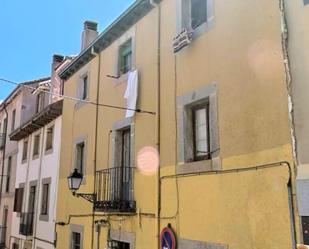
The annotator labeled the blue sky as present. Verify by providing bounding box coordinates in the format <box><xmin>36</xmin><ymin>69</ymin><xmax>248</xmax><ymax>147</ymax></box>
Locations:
<box><xmin>0</xmin><ymin>0</ymin><xmax>134</xmax><ymax>101</ymax></box>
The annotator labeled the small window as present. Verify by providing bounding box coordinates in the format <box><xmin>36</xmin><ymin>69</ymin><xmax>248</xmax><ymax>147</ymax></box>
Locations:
<box><xmin>71</xmin><ymin>232</ymin><xmax>81</xmax><ymax>249</ymax></box>
<box><xmin>13</xmin><ymin>187</ymin><xmax>24</xmax><ymax>213</ymax></box>
<box><xmin>191</xmin><ymin>0</ymin><xmax>207</xmax><ymax>29</ymax></box>
<box><xmin>22</xmin><ymin>139</ymin><xmax>28</xmax><ymax>161</ymax></box>
<box><xmin>5</xmin><ymin>156</ymin><xmax>12</xmax><ymax>193</ymax></box>
<box><xmin>109</xmin><ymin>240</ymin><xmax>130</xmax><ymax>249</ymax></box>
<box><xmin>46</xmin><ymin>126</ymin><xmax>54</xmax><ymax>151</ymax></box>
<box><xmin>75</xmin><ymin>142</ymin><xmax>85</xmax><ymax>173</ymax></box>
<box><xmin>81</xmin><ymin>75</ymin><xmax>88</xmax><ymax>100</ymax></box>
<box><xmin>33</xmin><ymin>134</ymin><xmax>41</xmax><ymax>157</ymax></box>
<box><xmin>36</xmin><ymin>93</ymin><xmax>45</xmax><ymax>113</ymax></box>
<box><xmin>192</xmin><ymin>104</ymin><xmax>210</xmax><ymax>161</ymax></box>
<box><xmin>41</xmin><ymin>183</ymin><xmax>49</xmax><ymax>215</ymax></box>
<box><xmin>11</xmin><ymin>109</ymin><xmax>16</xmax><ymax>132</ymax></box>
<box><xmin>118</xmin><ymin>39</ymin><xmax>132</xmax><ymax>75</ymax></box>
<box><xmin>302</xmin><ymin>216</ymin><xmax>309</xmax><ymax>245</ymax></box>
<box><xmin>12</xmin><ymin>243</ymin><xmax>19</xmax><ymax>249</ymax></box>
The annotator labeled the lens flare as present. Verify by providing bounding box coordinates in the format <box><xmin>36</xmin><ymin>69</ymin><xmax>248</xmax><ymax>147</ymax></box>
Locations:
<box><xmin>137</xmin><ymin>146</ymin><xmax>159</xmax><ymax>176</ymax></box>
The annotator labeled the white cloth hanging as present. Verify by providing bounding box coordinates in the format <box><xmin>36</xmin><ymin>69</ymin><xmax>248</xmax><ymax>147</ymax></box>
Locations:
<box><xmin>124</xmin><ymin>70</ymin><xmax>138</xmax><ymax>118</ymax></box>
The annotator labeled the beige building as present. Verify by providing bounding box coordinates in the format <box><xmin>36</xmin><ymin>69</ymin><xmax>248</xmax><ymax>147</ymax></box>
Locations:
<box><xmin>284</xmin><ymin>0</ymin><xmax>309</xmax><ymax>246</ymax></box>
<box><xmin>55</xmin><ymin>0</ymin><xmax>303</xmax><ymax>249</ymax></box>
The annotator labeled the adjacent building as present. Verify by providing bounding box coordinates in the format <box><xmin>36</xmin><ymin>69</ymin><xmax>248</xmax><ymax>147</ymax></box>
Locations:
<box><xmin>284</xmin><ymin>0</ymin><xmax>309</xmax><ymax>246</ymax></box>
<box><xmin>7</xmin><ymin>55</ymin><xmax>72</xmax><ymax>249</ymax></box>
<box><xmin>55</xmin><ymin>0</ymin><xmax>299</xmax><ymax>249</ymax></box>
<box><xmin>0</xmin><ymin>78</ymin><xmax>50</xmax><ymax>249</ymax></box>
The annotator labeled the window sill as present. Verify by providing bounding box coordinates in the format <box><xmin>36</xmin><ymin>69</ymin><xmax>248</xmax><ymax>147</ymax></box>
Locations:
<box><xmin>177</xmin><ymin>156</ymin><xmax>221</xmax><ymax>175</ymax></box>
<box><xmin>32</xmin><ymin>154</ymin><xmax>39</xmax><ymax>161</ymax></box>
<box><xmin>113</xmin><ymin>72</ymin><xmax>129</xmax><ymax>86</ymax></box>
<box><xmin>44</xmin><ymin>148</ymin><xmax>53</xmax><ymax>156</ymax></box>
<box><xmin>191</xmin><ymin>18</ymin><xmax>215</xmax><ymax>40</ymax></box>
<box><xmin>74</xmin><ymin>99</ymin><xmax>89</xmax><ymax>110</ymax></box>
<box><xmin>39</xmin><ymin>214</ymin><xmax>49</xmax><ymax>222</ymax></box>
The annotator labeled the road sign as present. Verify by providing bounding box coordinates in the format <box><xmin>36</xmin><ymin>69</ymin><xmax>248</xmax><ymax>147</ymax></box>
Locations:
<box><xmin>160</xmin><ymin>226</ymin><xmax>176</xmax><ymax>249</ymax></box>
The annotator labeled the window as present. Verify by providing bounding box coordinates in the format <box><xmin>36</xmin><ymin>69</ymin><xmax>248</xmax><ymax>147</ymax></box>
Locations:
<box><xmin>192</xmin><ymin>103</ymin><xmax>210</xmax><ymax>161</ymax></box>
<box><xmin>12</xmin><ymin>242</ymin><xmax>19</xmax><ymax>249</ymax></box>
<box><xmin>33</xmin><ymin>134</ymin><xmax>40</xmax><ymax>157</ymax></box>
<box><xmin>71</xmin><ymin>232</ymin><xmax>81</xmax><ymax>249</ymax></box>
<box><xmin>176</xmin><ymin>84</ymin><xmax>219</xmax><ymax>173</ymax></box>
<box><xmin>5</xmin><ymin>156</ymin><xmax>12</xmax><ymax>193</ymax></box>
<box><xmin>109</xmin><ymin>240</ymin><xmax>130</xmax><ymax>249</ymax></box>
<box><xmin>191</xmin><ymin>0</ymin><xmax>207</xmax><ymax>29</ymax></box>
<box><xmin>81</xmin><ymin>76</ymin><xmax>88</xmax><ymax>100</ymax></box>
<box><xmin>302</xmin><ymin>216</ymin><xmax>309</xmax><ymax>245</ymax></box>
<box><xmin>13</xmin><ymin>187</ymin><xmax>24</xmax><ymax>213</ymax></box>
<box><xmin>304</xmin><ymin>0</ymin><xmax>309</xmax><ymax>5</ymax></box>
<box><xmin>75</xmin><ymin>142</ymin><xmax>85</xmax><ymax>173</ymax></box>
<box><xmin>11</xmin><ymin>109</ymin><xmax>16</xmax><ymax>132</ymax></box>
<box><xmin>36</xmin><ymin>93</ymin><xmax>45</xmax><ymax>113</ymax></box>
<box><xmin>118</xmin><ymin>39</ymin><xmax>132</xmax><ymax>75</ymax></box>
<box><xmin>40</xmin><ymin>183</ymin><xmax>49</xmax><ymax>215</ymax></box>
<box><xmin>3</xmin><ymin>118</ymin><xmax>7</xmax><ymax>133</ymax></box>
<box><xmin>22</xmin><ymin>139</ymin><xmax>28</xmax><ymax>161</ymax></box>
<box><xmin>45</xmin><ymin>126</ymin><xmax>54</xmax><ymax>151</ymax></box>
<box><xmin>28</xmin><ymin>185</ymin><xmax>36</xmax><ymax>214</ymax></box>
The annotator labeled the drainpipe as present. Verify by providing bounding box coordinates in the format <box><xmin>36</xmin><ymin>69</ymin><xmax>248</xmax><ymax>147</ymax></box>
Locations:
<box><xmin>0</xmin><ymin>104</ymin><xmax>8</xmax><ymax>207</ymax></box>
<box><xmin>91</xmin><ymin>46</ymin><xmax>101</xmax><ymax>249</ymax></box>
<box><xmin>32</xmin><ymin>125</ymin><xmax>46</xmax><ymax>249</ymax></box>
<box><xmin>149</xmin><ymin>1</ymin><xmax>162</xmax><ymax>248</ymax></box>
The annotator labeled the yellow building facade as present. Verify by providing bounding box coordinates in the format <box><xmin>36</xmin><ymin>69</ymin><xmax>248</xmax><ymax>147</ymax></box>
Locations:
<box><xmin>55</xmin><ymin>0</ymin><xmax>299</xmax><ymax>248</ymax></box>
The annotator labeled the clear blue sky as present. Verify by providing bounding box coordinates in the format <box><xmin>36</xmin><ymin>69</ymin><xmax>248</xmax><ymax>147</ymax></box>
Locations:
<box><xmin>0</xmin><ymin>0</ymin><xmax>134</xmax><ymax>101</ymax></box>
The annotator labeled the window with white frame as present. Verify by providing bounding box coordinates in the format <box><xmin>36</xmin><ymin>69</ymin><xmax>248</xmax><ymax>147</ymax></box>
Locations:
<box><xmin>45</xmin><ymin>126</ymin><xmax>54</xmax><ymax>151</ymax></box>
<box><xmin>179</xmin><ymin>0</ymin><xmax>214</xmax><ymax>35</ymax></box>
<box><xmin>177</xmin><ymin>84</ymin><xmax>219</xmax><ymax>170</ymax></box>
<box><xmin>118</xmin><ymin>39</ymin><xmax>132</xmax><ymax>75</ymax></box>
<box><xmin>70</xmin><ymin>224</ymin><xmax>83</xmax><ymax>249</ymax></box>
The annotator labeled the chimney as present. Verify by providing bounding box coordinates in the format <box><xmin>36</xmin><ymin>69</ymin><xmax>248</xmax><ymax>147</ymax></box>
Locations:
<box><xmin>50</xmin><ymin>54</ymin><xmax>65</xmax><ymax>103</ymax></box>
<box><xmin>81</xmin><ymin>21</ymin><xmax>98</xmax><ymax>51</ymax></box>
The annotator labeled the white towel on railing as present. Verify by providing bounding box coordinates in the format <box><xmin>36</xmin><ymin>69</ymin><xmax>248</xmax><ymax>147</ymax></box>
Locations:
<box><xmin>124</xmin><ymin>70</ymin><xmax>138</xmax><ymax>118</ymax></box>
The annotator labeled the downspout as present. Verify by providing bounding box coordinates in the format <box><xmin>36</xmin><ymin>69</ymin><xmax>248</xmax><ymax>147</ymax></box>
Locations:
<box><xmin>91</xmin><ymin>46</ymin><xmax>101</xmax><ymax>249</ymax></box>
<box><xmin>149</xmin><ymin>0</ymin><xmax>161</xmax><ymax>248</ymax></box>
<box><xmin>279</xmin><ymin>0</ymin><xmax>298</xmax><ymax>246</ymax></box>
<box><xmin>32</xmin><ymin>126</ymin><xmax>46</xmax><ymax>249</ymax></box>
<box><xmin>0</xmin><ymin>104</ymin><xmax>8</xmax><ymax>207</ymax></box>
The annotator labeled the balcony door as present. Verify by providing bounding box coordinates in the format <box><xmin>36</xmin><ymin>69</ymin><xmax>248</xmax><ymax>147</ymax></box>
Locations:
<box><xmin>121</xmin><ymin>128</ymin><xmax>131</xmax><ymax>201</ymax></box>
<box><xmin>27</xmin><ymin>185</ymin><xmax>36</xmax><ymax>234</ymax></box>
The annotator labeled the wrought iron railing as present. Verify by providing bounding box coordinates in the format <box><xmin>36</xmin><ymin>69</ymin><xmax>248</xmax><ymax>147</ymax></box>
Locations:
<box><xmin>95</xmin><ymin>167</ymin><xmax>135</xmax><ymax>212</ymax></box>
<box><xmin>19</xmin><ymin>212</ymin><xmax>34</xmax><ymax>236</ymax></box>
<box><xmin>0</xmin><ymin>226</ymin><xmax>6</xmax><ymax>248</ymax></box>
<box><xmin>0</xmin><ymin>133</ymin><xmax>5</xmax><ymax>150</ymax></box>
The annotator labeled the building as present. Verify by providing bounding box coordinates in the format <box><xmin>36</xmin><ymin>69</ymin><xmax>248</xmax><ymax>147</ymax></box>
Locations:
<box><xmin>284</xmin><ymin>0</ymin><xmax>309</xmax><ymax>246</ymax></box>
<box><xmin>8</xmin><ymin>55</ymin><xmax>72</xmax><ymax>249</ymax></box>
<box><xmin>0</xmin><ymin>78</ymin><xmax>51</xmax><ymax>249</ymax></box>
<box><xmin>55</xmin><ymin>0</ymin><xmax>300</xmax><ymax>249</ymax></box>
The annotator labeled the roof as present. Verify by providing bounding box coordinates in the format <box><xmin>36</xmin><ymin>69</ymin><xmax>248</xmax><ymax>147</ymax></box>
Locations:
<box><xmin>0</xmin><ymin>77</ymin><xmax>50</xmax><ymax>111</ymax></box>
<box><xmin>59</xmin><ymin>0</ymin><xmax>160</xmax><ymax>80</ymax></box>
<box><xmin>9</xmin><ymin>99</ymin><xmax>63</xmax><ymax>141</ymax></box>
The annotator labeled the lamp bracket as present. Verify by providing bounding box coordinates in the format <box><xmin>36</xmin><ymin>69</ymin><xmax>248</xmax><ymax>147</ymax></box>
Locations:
<box><xmin>73</xmin><ymin>192</ymin><xmax>97</xmax><ymax>203</ymax></box>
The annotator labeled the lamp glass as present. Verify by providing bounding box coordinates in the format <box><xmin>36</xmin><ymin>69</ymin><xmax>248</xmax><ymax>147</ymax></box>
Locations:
<box><xmin>67</xmin><ymin>168</ymin><xmax>83</xmax><ymax>191</ymax></box>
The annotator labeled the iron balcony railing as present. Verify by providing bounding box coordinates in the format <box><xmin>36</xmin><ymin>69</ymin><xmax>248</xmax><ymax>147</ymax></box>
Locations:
<box><xmin>19</xmin><ymin>212</ymin><xmax>34</xmax><ymax>236</ymax></box>
<box><xmin>95</xmin><ymin>167</ymin><xmax>135</xmax><ymax>213</ymax></box>
<box><xmin>0</xmin><ymin>133</ymin><xmax>5</xmax><ymax>150</ymax></box>
<box><xmin>0</xmin><ymin>226</ymin><xmax>6</xmax><ymax>249</ymax></box>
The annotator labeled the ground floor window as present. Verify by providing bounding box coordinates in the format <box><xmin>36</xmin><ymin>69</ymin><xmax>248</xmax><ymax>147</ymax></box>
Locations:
<box><xmin>108</xmin><ymin>240</ymin><xmax>130</xmax><ymax>249</ymax></box>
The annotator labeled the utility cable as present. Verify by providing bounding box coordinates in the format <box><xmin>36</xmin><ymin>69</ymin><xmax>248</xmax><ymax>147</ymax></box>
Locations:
<box><xmin>0</xmin><ymin>78</ymin><xmax>156</xmax><ymax>115</ymax></box>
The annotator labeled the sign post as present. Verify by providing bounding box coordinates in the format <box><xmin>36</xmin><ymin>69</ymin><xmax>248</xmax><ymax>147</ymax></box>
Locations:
<box><xmin>160</xmin><ymin>226</ymin><xmax>176</xmax><ymax>249</ymax></box>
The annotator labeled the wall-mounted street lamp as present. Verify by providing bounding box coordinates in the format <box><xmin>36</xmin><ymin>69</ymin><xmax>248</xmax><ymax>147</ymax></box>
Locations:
<box><xmin>67</xmin><ymin>169</ymin><xmax>96</xmax><ymax>203</ymax></box>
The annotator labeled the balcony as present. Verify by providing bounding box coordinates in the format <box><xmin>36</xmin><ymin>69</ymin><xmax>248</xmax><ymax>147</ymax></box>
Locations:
<box><xmin>94</xmin><ymin>167</ymin><xmax>135</xmax><ymax>213</ymax></box>
<box><xmin>0</xmin><ymin>226</ymin><xmax>6</xmax><ymax>249</ymax></box>
<box><xmin>0</xmin><ymin>133</ymin><xmax>5</xmax><ymax>150</ymax></box>
<box><xmin>19</xmin><ymin>212</ymin><xmax>34</xmax><ymax>236</ymax></box>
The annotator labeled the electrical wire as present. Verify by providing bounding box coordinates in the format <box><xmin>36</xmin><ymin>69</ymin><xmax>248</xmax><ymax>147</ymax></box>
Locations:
<box><xmin>0</xmin><ymin>77</ymin><xmax>156</xmax><ymax>115</ymax></box>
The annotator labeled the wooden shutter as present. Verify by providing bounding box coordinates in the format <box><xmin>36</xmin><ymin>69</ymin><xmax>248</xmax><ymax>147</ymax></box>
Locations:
<box><xmin>13</xmin><ymin>188</ymin><xmax>24</xmax><ymax>212</ymax></box>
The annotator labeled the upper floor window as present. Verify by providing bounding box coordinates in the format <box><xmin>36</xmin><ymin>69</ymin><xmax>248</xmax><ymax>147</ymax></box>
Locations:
<box><xmin>5</xmin><ymin>156</ymin><xmax>12</xmax><ymax>193</ymax></box>
<box><xmin>75</xmin><ymin>141</ymin><xmax>85</xmax><ymax>174</ymax></box>
<box><xmin>41</xmin><ymin>183</ymin><xmax>49</xmax><ymax>215</ymax></box>
<box><xmin>45</xmin><ymin>126</ymin><xmax>54</xmax><ymax>151</ymax></box>
<box><xmin>33</xmin><ymin>133</ymin><xmax>41</xmax><ymax>157</ymax></box>
<box><xmin>11</xmin><ymin>109</ymin><xmax>16</xmax><ymax>132</ymax></box>
<box><xmin>304</xmin><ymin>0</ymin><xmax>309</xmax><ymax>5</ymax></box>
<box><xmin>118</xmin><ymin>39</ymin><xmax>132</xmax><ymax>75</ymax></box>
<box><xmin>191</xmin><ymin>0</ymin><xmax>207</xmax><ymax>29</ymax></box>
<box><xmin>81</xmin><ymin>75</ymin><xmax>88</xmax><ymax>100</ymax></box>
<box><xmin>13</xmin><ymin>187</ymin><xmax>24</xmax><ymax>213</ymax></box>
<box><xmin>22</xmin><ymin>139</ymin><xmax>29</xmax><ymax>162</ymax></box>
<box><xmin>36</xmin><ymin>92</ymin><xmax>45</xmax><ymax>113</ymax></box>
<box><xmin>71</xmin><ymin>232</ymin><xmax>81</xmax><ymax>249</ymax></box>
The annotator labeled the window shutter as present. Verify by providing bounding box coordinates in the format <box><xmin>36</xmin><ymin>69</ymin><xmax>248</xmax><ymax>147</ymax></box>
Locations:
<box><xmin>14</xmin><ymin>188</ymin><xmax>24</xmax><ymax>212</ymax></box>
